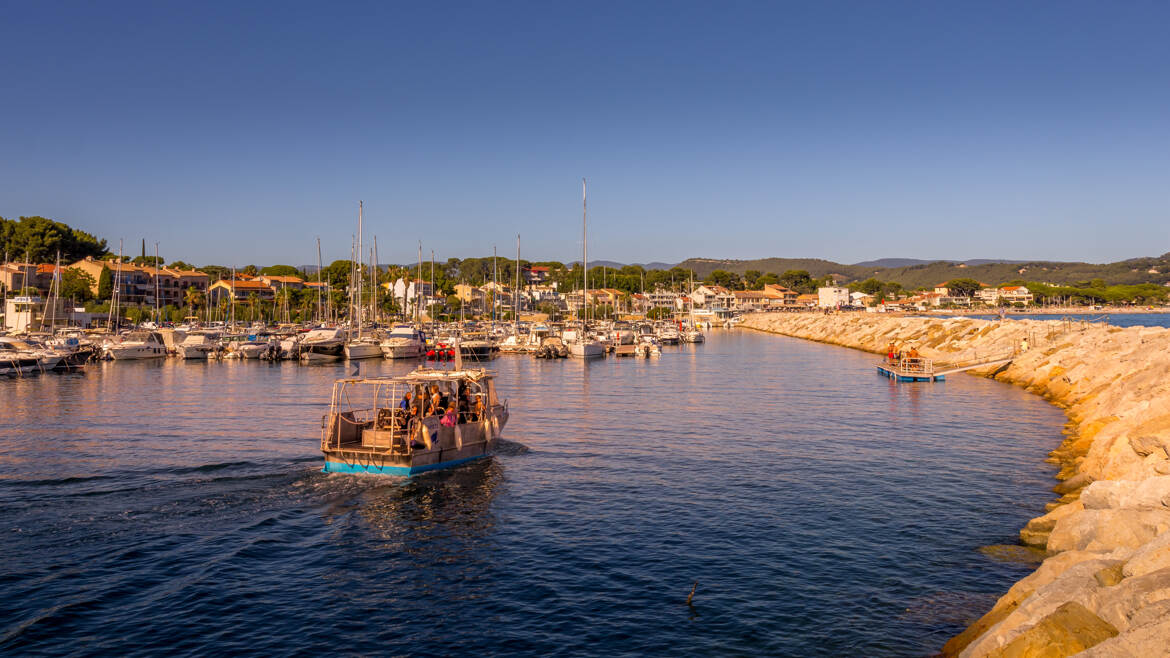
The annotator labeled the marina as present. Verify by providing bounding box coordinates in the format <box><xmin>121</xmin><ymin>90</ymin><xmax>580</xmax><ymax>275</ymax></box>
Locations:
<box><xmin>0</xmin><ymin>328</ymin><xmax>1067</xmax><ymax>655</ymax></box>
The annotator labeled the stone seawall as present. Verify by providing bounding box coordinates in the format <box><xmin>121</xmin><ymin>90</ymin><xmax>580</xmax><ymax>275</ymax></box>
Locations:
<box><xmin>740</xmin><ymin>312</ymin><xmax>1170</xmax><ymax>657</ymax></box>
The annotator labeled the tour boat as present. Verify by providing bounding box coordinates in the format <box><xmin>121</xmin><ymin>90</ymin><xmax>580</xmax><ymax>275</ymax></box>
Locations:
<box><xmin>103</xmin><ymin>331</ymin><xmax>168</xmax><ymax>360</ymax></box>
<box><xmin>379</xmin><ymin>324</ymin><xmax>426</xmax><ymax>359</ymax></box>
<box><xmin>320</xmin><ymin>366</ymin><xmax>509</xmax><ymax>476</ymax></box>
<box><xmin>299</xmin><ymin>327</ymin><xmax>346</xmax><ymax>363</ymax></box>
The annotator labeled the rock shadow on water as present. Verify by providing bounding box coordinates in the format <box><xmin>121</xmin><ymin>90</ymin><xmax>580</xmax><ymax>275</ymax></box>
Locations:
<box><xmin>977</xmin><ymin>544</ymin><xmax>1046</xmax><ymax>565</ymax></box>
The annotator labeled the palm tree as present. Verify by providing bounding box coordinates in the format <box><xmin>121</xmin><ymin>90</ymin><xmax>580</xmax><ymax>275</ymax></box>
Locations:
<box><xmin>184</xmin><ymin>286</ymin><xmax>205</xmax><ymax>319</ymax></box>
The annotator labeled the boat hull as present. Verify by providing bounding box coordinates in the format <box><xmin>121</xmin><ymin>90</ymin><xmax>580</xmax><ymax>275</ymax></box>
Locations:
<box><xmin>569</xmin><ymin>342</ymin><xmax>605</xmax><ymax>358</ymax></box>
<box><xmin>876</xmin><ymin>364</ymin><xmax>944</xmax><ymax>382</ymax></box>
<box><xmin>105</xmin><ymin>346</ymin><xmax>167</xmax><ymax>360</ymax></box>
<box><xmin>323</xmin><ymin>448</ymin><xmax>491</xmax><ymax>476</ymax></box>
<box><xmin>380</xmin><ymin>342</ymin><xmax>423</xmax><ymax>359</ymax></box>
<box><xmin>344</xmin><ymin>342</ymin><xmax>383</xmax><ymax>360</ymax></box>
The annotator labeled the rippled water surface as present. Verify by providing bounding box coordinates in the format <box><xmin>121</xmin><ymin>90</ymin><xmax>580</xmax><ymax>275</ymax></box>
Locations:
<box><xmin>947</xmin><ymin>312</ymin><xmax>1170</xmax><ymax>328</ymax></box>
<box><xmin>1</xmin><ymin>330</ymin><xmax>1066</xmax><ymax>656</ymax></box>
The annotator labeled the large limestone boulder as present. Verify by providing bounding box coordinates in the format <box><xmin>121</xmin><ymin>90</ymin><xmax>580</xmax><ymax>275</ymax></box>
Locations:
<box><xmin>1079</xmin><ymin>476</ymin><xmax>1170</xmax><ymax>511</ymax></box>
<box><xmin>1022</xmin><ymin>502</ymin><xmax>1085</xmax><ymax>547</ymax></box>
<box><xmin>960</xmin><ymin>557</ymin><xmax>1125</xmax><ymax>657</ymax></box>
<box><xmin>1047</xmin><ymin>509</ymin><xmax>1170</xmax><ymax>554</ymax></box>
<box><xmin>1075</xmin><ymin>616</ymin><xmax>1170</xmax><ymax>657</ymax></box>
<box><xmin>1093</xmin><ymin>566</ymin><xmax>1170</xmax><ymax>632</ymax></box>
<box><xmin>983</xmin><ymin>602</ymin><xmax>1117</xmax><ymax>657</ymax></box>
<box><xmin>1122</xmin><ymin>531</ymin><xmax>1170</xmax><ymax>579</ymax></box>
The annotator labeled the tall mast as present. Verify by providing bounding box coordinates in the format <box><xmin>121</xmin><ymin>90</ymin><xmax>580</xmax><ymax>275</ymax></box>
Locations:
<box><xmin>373</xmin><ymin>235</ymin><xmax>379</xmax><ymax>327</ymax></box>
<box><xmin>514</xmin><ymin>233</ymin><xmax>520</xmax><ymax>330</ymax></box>
<box><xmin>430</xmin><ymin>250</ymin><xmax>435</xmax><ymax>335</ymax></box>
<box><xmin>416</xmin><ymin>241</ymin><xmax>422</xmax><ymax>324</ymax></box>
<box><xmin>582</xmin><ymin>178</ymin><xmax>588</xmax><ymax>326</ymax></box>
<box><xmin>357</xmin><ymin>201</ymin><xmax>363</xmax><ymax>338</ymax></box>
<box><xmin>41</xmin><ymin>250</ymin><xmax>61</xmax><ymax>332</ymax></box>
<box><xmin>108</xmin><ymin>239</ymin><xmax>123</xmax><ymax>332</ymax></box>
<box><xmin>230</xmin><ymin>266</ymin><xmax>236</xmax><ymax>328</ymax></box>
<box><xmin>153</xmin><ymin>242</ymin><xmax>160</xmax><ymax>324</ymax></box>
<box><xmin>316</xmin><ymin>237</ymin><xmax>323</xmax><ymax>324</ymax></box>
<box><xmin>492</xmin><ymin>245</ymin><xmax>497</xmax><ymax>329</ymax></box>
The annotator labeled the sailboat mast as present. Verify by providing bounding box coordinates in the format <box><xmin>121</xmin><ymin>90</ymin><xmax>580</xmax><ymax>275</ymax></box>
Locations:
<box><xmin>230</xmin><ymin>266</ymin><xmax>236</xmax><ymax>328</ymax></box>
<box><xmin>153</xmin><ymin>242</ymin><xmax>160</xmax><ymax>324</ymax></box>
<box><xmin>357</xmin><ymin>201</ymin><xmax>363</xmax><ymax>338</ymax></box>
<box><xmin>316</xmin><ymin>237</ymin><xmax>323</xmax><ymax>324</ymax></box>
<box><xmin>108</xmin><ymin>239</ymin><xmax>123</xmax><ymax>332</ymax></box>
<box><xmin>514</xmin><ymin>233</ymin><xmax>520</xmax><ymax>330</ymax></box>
<box><xmin>373</xmin><ymin>236</ymin><xmax>379</xmax><ymax>327</ymax></box>
<box><xmin>582</xmin><ymin>177</ymin><xmax>588</xmax><ymax>326</ymax></box>
<box><xmin>430</xmin><ymin>250</ymin><xmax>435</xmax><ymax>336</ymax></box>
<box><xmin>492</xmin><ymin>245</ymin><xmax>497</xmax><ymax>329</ymax></box>
<box><xmin>416</xmin><ymin>241</ymin><xmax>422</xmax><ymax>325</ymax></box>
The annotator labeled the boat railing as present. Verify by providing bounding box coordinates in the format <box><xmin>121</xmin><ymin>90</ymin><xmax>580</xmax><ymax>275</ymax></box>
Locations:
<box><xmin>883</xmin><ymin>356</ymin><xmax>933</xmax><ymax>374</ymax></box>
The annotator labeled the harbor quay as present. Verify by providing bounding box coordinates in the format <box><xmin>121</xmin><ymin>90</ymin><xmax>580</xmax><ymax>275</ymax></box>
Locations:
<box><xmin>742</xmin><ymin>312</ymin><xmax>1170</xmax><ymax>657</ymax></box>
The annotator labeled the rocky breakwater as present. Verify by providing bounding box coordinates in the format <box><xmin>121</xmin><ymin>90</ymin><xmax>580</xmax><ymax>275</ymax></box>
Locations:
<box><xmin>741</xmin><ymin>312</ymin><xmax>1170</xmax><ymax>657</ymax></box>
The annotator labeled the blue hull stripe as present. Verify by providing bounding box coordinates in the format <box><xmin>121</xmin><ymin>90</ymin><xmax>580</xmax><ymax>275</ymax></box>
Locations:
<box><xmin>876</xmin><ymin>365</ymin><xmax>945</xmax><ymax>382</ymax></box>
<box><xmin>322</xmin><ymin>454</ymin><xmax>487</xmax><ymax>476</ymax></box>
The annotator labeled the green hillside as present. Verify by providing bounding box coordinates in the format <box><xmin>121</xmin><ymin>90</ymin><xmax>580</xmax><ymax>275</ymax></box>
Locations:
<box><xmin>677</xmin><ymin>254</ymin><xmax>1170</xmax><ymax>289</ymax></box>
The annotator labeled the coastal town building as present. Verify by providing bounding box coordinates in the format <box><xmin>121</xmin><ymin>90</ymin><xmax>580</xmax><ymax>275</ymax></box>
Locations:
<box><xmin>689</xmin><ymin>285</ymin><xmax>734</xmax><ymax>309</ymax></box>
<box><xmin>207</xmin><ymin>279</ymin><xmax>276</xmax><ymax>304</ymax></box>
<box><xmin>761</xmin><ymin>284</ymin><xmax>799</xmax><ymax>307</ymax></box>
<box><xmin>256</xmin><ymin>275</ymin><xmax>306</xmax><ymax>290</ymax></box>
<box><xmin>817</xmin><ymin>286</ymin><xmax>851</xmax><ymax>308</ymax></box>
<box><xmin>523</xmin><ymin>265</ymin><xmax>551</xmax><ymax>284</ymax></box>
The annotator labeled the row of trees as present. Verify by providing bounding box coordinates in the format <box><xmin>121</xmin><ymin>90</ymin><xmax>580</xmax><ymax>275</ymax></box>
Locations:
<box><xmin>1</xmin><ymin>216</ymin><xmax>108</xmax><ymax>263</ymax></box>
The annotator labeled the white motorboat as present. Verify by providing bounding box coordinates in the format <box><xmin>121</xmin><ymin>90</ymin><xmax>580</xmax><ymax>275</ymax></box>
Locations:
<box><xmin>223</xmin><ymin>334</ymin><xmax>272</xmax><ymax>359</ymax></box>
<box><xmin>345</xmin><ymin>337</ymin><xmax>384</xmax><ymax>360</ymax></box>
<box><xmin>178</xmin><ymin>332</ymin><xmax>219</xmax><ymax>359</ymax></box>
<box><xmin>380</xmin><ymin>324</ymin><xmax>426</xmax><ymax>359</ymax></box>
<box><xmin>299</xmin><ymin>327</ymin><xmax>346</xmax><ymax>363</ymax></box>
<box><xmin>657</xmin><ymin>325</ymin><xmax>681</xmax><ymax>344</ymax></box>
<box><xmin>0</xmin><ymin>337</ymin><xmax>65</xmax><ymax>374</ymax></box>
<box><xmin>681</xmin><ymin>328</ymin><xmax>705</xmax><ymax>343</ymax></box>
<box><xmin>103</xmin><ymin>331</ymin><xmax>168</xmax><ymax>360</ymax></box>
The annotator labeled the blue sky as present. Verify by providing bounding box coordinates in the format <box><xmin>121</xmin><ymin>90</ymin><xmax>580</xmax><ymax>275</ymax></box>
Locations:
<box><xmin>2</xmin><ymin>1</ymin><xmax>1168</xmax><ymax>267</ymax></box>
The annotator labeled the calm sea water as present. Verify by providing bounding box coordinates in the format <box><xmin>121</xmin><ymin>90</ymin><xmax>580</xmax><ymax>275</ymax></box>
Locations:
<box><xmin>951</xmin><ymin>312</ymin><xmax>1170</xmax><ymax>328</ymax></box>
<box><xmin>1</xmin><ymin>330</ymin><xmax>1066</xmax><ymax>656</ymax></box>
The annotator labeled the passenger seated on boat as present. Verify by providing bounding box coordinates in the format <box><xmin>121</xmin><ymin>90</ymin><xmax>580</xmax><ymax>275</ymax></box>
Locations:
<box><xmin>458</xmin><ymin>390</ymin><xmax>472</xmax><ymax>423</ymax></box>
<box><xmin>472</xmin><ymin>396</ymin><xmax>485</xmax><ymax>421</ymax></box>
<box><xmin>427</xmin><ymin>384</ymin><xmax>443</xmax><ymax>416</ymax></box>
<box><xmin>399</xmin><ymin>391</ymin><xmax>412</xmax><ymax>411</ymax></box>
<box><xmin>441</xmin><ymin>405</ymin><xmax>457</xmax><ymax>428</ymax></box>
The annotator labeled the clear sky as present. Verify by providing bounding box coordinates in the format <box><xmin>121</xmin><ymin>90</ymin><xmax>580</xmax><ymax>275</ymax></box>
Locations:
<box><xmin>2</xmin><ymin>1</ymin><xmax>1168</xmax><ymax>267</ymax></box>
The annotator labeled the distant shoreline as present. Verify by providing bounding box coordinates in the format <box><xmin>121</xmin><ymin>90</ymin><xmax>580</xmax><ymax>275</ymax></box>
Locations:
<box><xmin>918</xmin><ymin>306</ymin><xmax>1168</xmax><ymax>316</ymax></box>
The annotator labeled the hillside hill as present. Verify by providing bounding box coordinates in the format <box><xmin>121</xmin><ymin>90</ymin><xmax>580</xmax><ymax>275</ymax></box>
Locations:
<box><xmin>675</xmin><ymin>254</ymin><xmax>1170</xmax><ymax>288</ymax></box>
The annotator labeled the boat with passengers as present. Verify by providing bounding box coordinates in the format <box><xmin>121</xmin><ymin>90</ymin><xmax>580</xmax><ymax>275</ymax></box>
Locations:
<box><xmin>320</xmin><ymin>363</ymin><xmax>509</xmax><ymax>476</ymax></box>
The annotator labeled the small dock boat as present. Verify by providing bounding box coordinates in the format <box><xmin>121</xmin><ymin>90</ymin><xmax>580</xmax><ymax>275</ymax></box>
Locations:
<box><xmin>876</xmin><ymin>356</ymin><xmax>942</xmax><ymax>382</ymax></box>
<box><xmin>320</xmin><ymin>366</ymin><xmax>509</xmax><ymax>476</ymax></box>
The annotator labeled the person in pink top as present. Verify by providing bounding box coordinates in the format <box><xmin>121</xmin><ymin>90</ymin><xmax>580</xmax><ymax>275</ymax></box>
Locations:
<box><xmin>440</xmin><ymin>405</ymin><xmax>458</xmax><ymax>428</ymax></box>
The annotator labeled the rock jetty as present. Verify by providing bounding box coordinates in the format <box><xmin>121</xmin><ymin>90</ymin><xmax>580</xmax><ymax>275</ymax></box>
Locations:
<box><xmin>741</xmin><ymin>312</ymin><xmax>1170</xmax><ymax>657</ymax></box>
